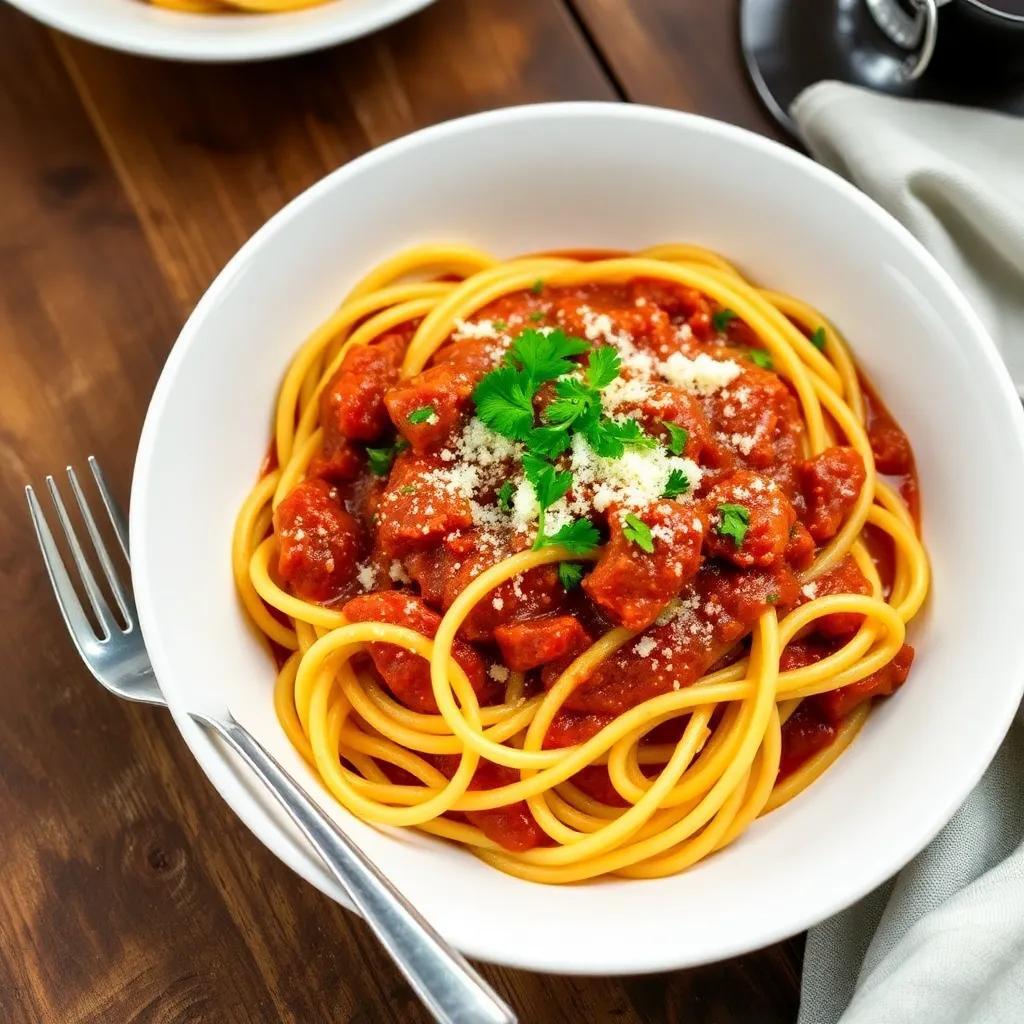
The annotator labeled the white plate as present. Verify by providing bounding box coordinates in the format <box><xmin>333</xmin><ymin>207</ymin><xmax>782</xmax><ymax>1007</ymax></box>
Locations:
<box><xmin>131</xmin><ymin>102</ymin><xmax>1024</xmax><ymax>974</ymax></box>
<box><xmin>8</xmin><ymin>0</ymin><xmax>435</xmax><ymax>62</ymax></box>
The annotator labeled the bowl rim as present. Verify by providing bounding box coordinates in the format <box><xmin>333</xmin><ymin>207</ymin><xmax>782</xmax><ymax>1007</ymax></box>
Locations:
<box><xmin>130</xmin><ymin>100</ymin><xmax>1024</xmax><ymax>974</ymax></box>
<box><xmin>5</xmin><ymin>0</ymin><xmax>436</xmax><ymax>62</ymax></box>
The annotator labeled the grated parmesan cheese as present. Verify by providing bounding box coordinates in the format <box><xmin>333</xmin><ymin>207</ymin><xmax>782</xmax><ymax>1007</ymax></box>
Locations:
<box><xmin>661</xmin><ymin>352</ymin><xmax>742</xmax><ymax>396</ymax></box>
<box><xmin>356</xmin><ymin>562</ymin><xmax>378</xmax><ymax>591</ymax></box>
<box><xmin>453</xmin><ymin>318</ymin><xmax>502</xmax><ymax>340</ymax></box>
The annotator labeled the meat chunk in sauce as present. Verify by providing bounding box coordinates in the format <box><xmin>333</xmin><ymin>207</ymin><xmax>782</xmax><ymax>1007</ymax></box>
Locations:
<box><xmin>375</xmin><ymin>451</ymin><xmax>473</xmax><ymax>557</ymax></box>
<box><xmin>610</xmin><ymin>381</ymin><xmax>712</xmax><ymax>461</ymax></box>
<box><xmin>701</xmin><ymin>367</ymin><xmax>802</xmax><ymax>482</ymax></box>
<box><xmin>799</xmin><ymin>447</ymin><xmax>866</xmax><ymax>543</ymax></box>
<box><xmin>320</xmin><ymin>334</ymin><xmax>405</xmax><ymax>444</ymax></box>
<box><xmin>306</xmin><ymin>434</ymin><xmax>364</xmax><ymax>486</ymax></box>
<box><xmin>434</xmin><ymin>756</ymin><xmax>547</xmax><ymax>852</ymax></box>
<box><xmin>778</xmin><ymin>705</ymin><xmax>836</xmax><ymax>779</ymax></box>
<box><xmin>703</xmin><ymin>470</ymin><xmax>796</xmax><ymax>569</ymax></box>
<box><xmin>274</xmin><ymin>479</ymin><xmax>363</xmax><ymax>603</ymax></box>
<box><xmin>797</xmin><ymin>556</ymin><xmax>872</xmax><ymax>639</ymax></box>
<box><xmin>777</xmin><ymin>640</ymin><xmax>915</xmax><ymax>776</ymax></box>
<box><xmin>385</xmin><ymin>339</ymin><xmax>497</xmax><ymax>452</ymax></box>
<box><xmin>583</xmin><ymin>501</ymin><xmax>707</xmax><ymax>631</ymax></box>
<box><xmin>342</xmin><ymin>591</ymin><xmax>487</xmax><ymax>713</ymax></box>
<box><xmin>404</xmin><ymin>531</ymin><xmax>566</xmax><ymax>643</ymax></box>
<box><xmin>494</xmin><ymin>615</ymin><xmax>592</xmax><ymax>672</ymax></box>
<box><xmin>565</xmin><ymin>562</ymin><xmax>798</xmax><ymax>714</ymax></box>
<box><xmin>813</xmin><ymin>643</ymin><xmax>914</xmax><ymax>723</ymax></box>
<box><xmin>785</xmin><ymin>522</ymin><xmax>816</xmax><ymax>571</ymax></box>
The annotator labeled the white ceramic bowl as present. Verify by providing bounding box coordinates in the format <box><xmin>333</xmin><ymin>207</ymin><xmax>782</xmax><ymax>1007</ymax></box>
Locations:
<box><xmin>131</xmin><ymin>103</ymin><xmax>1024</xmax><ymax>975</ymax></box>
<box><xmin>7</xmin><ymin>0</ymin><xmax>434</xmax><ymax>62</ymax></box>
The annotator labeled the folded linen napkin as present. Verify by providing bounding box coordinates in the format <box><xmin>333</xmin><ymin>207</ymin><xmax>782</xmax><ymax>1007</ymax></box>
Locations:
<box><xmin>790</xmin><ymin>81</ymin><xmax>1024</xmax><ymax>1024</ymax></box>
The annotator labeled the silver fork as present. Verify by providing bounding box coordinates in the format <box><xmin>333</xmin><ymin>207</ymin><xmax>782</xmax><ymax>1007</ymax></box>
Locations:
<box><xmin>26</xmin><ymin>457</ymin><xmax>516</xmax><ymax>1024</ymax></box>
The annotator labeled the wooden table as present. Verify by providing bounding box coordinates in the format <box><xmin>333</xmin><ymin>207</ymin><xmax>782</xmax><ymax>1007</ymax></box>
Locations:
<box><xmin>1</xmin><ymin>2</ymin><xmax>803</xmax><ymax>1020</ymax></box>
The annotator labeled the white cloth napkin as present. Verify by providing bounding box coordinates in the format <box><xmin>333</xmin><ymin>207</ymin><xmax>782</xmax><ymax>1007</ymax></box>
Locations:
<box><xmin>790</xmin><ymin>81</ymin><xmax>1024</xmax><ymax>1024</ymax></box>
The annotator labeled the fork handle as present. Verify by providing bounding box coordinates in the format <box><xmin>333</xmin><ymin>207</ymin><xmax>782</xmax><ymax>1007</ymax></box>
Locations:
<box><xmin>192</xmin><ymin>712</ymin><xmax>516</xmax><ymax>1024</ymax></box>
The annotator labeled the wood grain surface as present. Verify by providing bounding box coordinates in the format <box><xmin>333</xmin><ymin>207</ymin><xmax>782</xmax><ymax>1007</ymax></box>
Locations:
<box><xmin>0</xmin><ymin>2</ymin><xmax>802</xmax><ymax>1020</ymax></box>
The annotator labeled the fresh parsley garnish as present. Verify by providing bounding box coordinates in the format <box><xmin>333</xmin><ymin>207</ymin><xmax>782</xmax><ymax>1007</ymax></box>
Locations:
<box><xmin>712</xmin><ymin>308</ymin><xmax>737</xmax><ymax>332</ymax></box>
<box><xmin>472</xmin><ymin>324</ymin><xmax>659</xmax><ymax>550</ymax></box>
<box><xmin>407</xmin><ymin>405</ymin><xmax>436</xmax><ymax>425</ymax></box>
<box><xmin>585</xmin><ymin>417</ymin><xmax>655</xmax><ymax>459</ymax></box>
<box><xmin>472</xmin><ymin>365</ymin><xmax>536</xmax><ymax>441</ymax></box>
<box><xmin>497</xmin><ymin>480</ymin><xmax>515</xmax><ymax>512</ymax></box>
<box><xmin>493</xmin><ymin>319</ymin><xmax>508</xmax><ymax>332</ymax></box>
<box><xmin>622</xmin><ymin>513</ymin><xmax>655</xmax><ymax>553</ymax></box>
<box><xmin>529</xmin><ymin>310</ymin><xmax>545</xmax><ymax>323</ymax></box>
<box><xmin>811</xmin><ymin>326</ymin><xmax>826</xmax><ymax>351</ymax></box>
<box><xmin>366</xmin><ymin>438</ymin><xmax>408</xmax><ymax>477</ymax></box>
<box><xmin>661</xmin><ymin>468</ymin><xmax>689</xmax><ymax>499</ymax></box>
<box><xmin>399</xmin><ymin>484</ymin><xmax>416</xmax><ymax>495</ymax></box>
<box><xmin>506</xmin><ymin>328</ymin><xmax>590</xmax><ymax>388</ymax></box>
<box><xmin>766</xmin><ymin>592</ymin><xmax>779</xmax><ymax>605</ymax></box>
<box><xmin>716</xmin><ymin>502</ymin><xmax>750</xmax><ymax>548</ymax></box>
<box><xmin>661</xmin><ymin>421</ymin><xmax>689</xmax><ymax>456</ymax></box>
<box><xmin>544</xmin><ymin>376</ymin><xmax>598</xmax><ymax>430</ymax></box>
<box><xmin>749</xmin><ymin>349</ymin><xmax>774</xmax><ymax>370</ymax></box>
<box><xmin>585</xmin><ymin>346</ymin><xmax>620</xmax><ymax>389</ymax></box>
<box><xmin>531</xmin><ymin>278</ymin><xmax>544</xmax><ymax>295</ymax></box>
<box><xmin>523</xmin><ymin>453</ymin><xmax>572</xmax><ymax>549</ymax></box>
<box><xmin>558</xmin><ymin>562</ymin><xmax>584</xmax><ymax>589</ymax></box>
<box><xmin>525</xmin><ymin>425</ymin><xmax>573</xmax><ymax>460</ymax></box>
<box><xmin>539</xmin><ymin>519</ymin><xmax>600</xmax><ymax>556</ymax></box>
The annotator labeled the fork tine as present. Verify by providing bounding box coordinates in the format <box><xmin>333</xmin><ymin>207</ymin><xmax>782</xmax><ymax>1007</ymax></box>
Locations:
<box><xmin>66</xmin><ymin>465</ymin><xmax>134</xmax><ymax>626</ymax></box>
<box><xmin>45</xmin><ymin>474</ymin><xmax>116</xmax><ymax>640</ymax></box>
<box><xmin>88</xmin><ymin>456</ymin><xmax>129</xmax><ymax>562</ymax></box>
<box><xmin>25</xmin><ymin>484</ymin><xmax>98</xmax><ymax>646</ymax></box>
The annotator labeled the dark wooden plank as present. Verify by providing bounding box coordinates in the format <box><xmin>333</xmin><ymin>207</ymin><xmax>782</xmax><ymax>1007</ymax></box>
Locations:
<box><xmin>568</xmin><ymin>0</ymin><xmax>787</xmax><ymax>142</ymax></box>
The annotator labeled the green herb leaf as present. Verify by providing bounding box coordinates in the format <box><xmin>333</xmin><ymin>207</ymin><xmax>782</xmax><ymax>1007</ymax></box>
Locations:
<box><xmin>525</xmin><ymin>425</ymin><xmax>572</xmax><ymax>460</ymax></box>
<box><xmin>544</xmin><ymin>377</ymin><xmax>597</xmax><ymax>429</ymax></box>
<box><xmin>585</xmin><ymin>347</ymin><xmax>621</xmax><ymax>390</ymax></box>
<box><xmin>558</xmin><ymin>562</ymin><xmax>584</xmax><ymax>589</ymax></box>
<box><xmin>523</xmin><ymin>453</ymin><xmax>572</xmax><ymax>511</ymax></box>
<box><xmin>505</xmin><ymin>328</ymin><xmax>590</xmax><ymax>386</ymax></box>
<box><xmin>406</xmin><ymin>405</ymin><xmax>436</xmax><ymax>425</ymax></box>
<box><xmin>540</xmin><ymin>519</ymin><xmax>600</xmax><ymax>556</ymax></box>
<box><xmin>766</xmin><ymin>592</ymin><xmax>779</xmax><ymax>605</ymax></box>
<box><xmin>622</xmin><ymin>513</ymin><xmax>655</xmax><ymax>554</ymax></box>
<box><xmin>529</xmin><ymin>310</ymin><xmax>545</xmax><ymax>323</ymax></box>
<box><xmin>531</xmin><ymin>278</ymin><xmax>544</xmax><ymax>295</ymax></box>
<box><xmin>497</xmin><ymin>481</ymin><xmax>515</xmax><ymax>512</ymax></box>
<box><xmin>400</xmin><ymin>484</ymin><xmax>416</xmax><ymax>495</ymax></box>
<box><xmin>712</xmin><ymin>308</ymin><xmax>737</xmax><ymax>332</ymax></box>
<box><xmin>661</xmin><ymin>468</ymin><xmax>689</xmax><ymax>499</ymax></box>
<box><xmin>366</xmin><ymin>438</ymin><xmax>408</xmax><ymax>477</ymax></box>
<box><xmin>749</xmin><ymin>349</ymin><xmax>774</xmax><ymax>370</ymax></box>
<box><xmin>584</xmin><ymin>417</ymin><xmax>656</xmax><ymax>459</ymax></box>
<box><xmin>661</xmin><ymin>421</ymin><xmax>689</xmax><ymax>456</ymax></box>
<box><xmin>810</xmin><ymin>326</ymin><xmax>827</xmax><ymax>351</ymax></box>
<box><xmin>493</xmin><ymin>319</ymin><xmax>508</xmax><ymax>332</ymax></box>
<box><xmin>716</xmin><ymin>502</ymin><xmax>750</xmax><ymax>548</ymax></box>
<box><xmin>472</xmin><ymin>366</ymin><xmax>535</xmax><ymax>441</ymax></box>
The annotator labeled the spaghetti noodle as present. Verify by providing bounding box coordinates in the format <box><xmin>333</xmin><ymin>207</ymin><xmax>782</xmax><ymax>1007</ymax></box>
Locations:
<box><xmin>233</xmin><ymin>243</ymin><xmax>929</xmax><ymax>883</ymax></box>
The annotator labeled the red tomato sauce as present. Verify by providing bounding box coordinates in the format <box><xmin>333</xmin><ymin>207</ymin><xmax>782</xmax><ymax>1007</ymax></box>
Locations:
<box><xmin>264</xmin><ymin>279</ymin><xmax>919</xmax><ymax>847</ymax></box>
